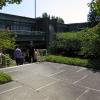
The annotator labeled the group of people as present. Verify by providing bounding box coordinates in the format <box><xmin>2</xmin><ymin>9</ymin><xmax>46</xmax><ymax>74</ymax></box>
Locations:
<box><xmin>14</xmin><ymin>46</ymin><xmax>38</xmax><ymax>65</ymax></box>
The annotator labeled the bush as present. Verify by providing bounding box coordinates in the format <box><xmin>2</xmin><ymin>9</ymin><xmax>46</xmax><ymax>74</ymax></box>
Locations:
<box><xmin>0</xmin><ymin>31</ymin><xmax>15</xmax><ymax>51</ymax></box>
<box><xmin>45</xmin><ymin>55</ymin><xmax>89</xmax><ymax>67</ymax></box>
<box><xmin>38</xmin><ymin>49</ymin><xmax>47</xmax><ymax>56</ymax></box>
<box><xmin>49</xmin><ymin>23</ymin><xmax>100</xmax><ymax>59</ymax></box>
<box><xmin>80</xmin><ymin>23</ymin><xmax>100</xmax><ymax>58</ymax></box>
<box><xmin>1</xmin><ymin>54</ymin><xmax>12</xmax><ymax>67</ymax></box>
<box><xmin>0</xmin><ymin>72</ymin><xmax>12</xmax><ymax>84</ymax></box>
<box><xmin>49</xmin><ymin>32</ymin><xmax>81</xmax><ymax>57</ymax></box>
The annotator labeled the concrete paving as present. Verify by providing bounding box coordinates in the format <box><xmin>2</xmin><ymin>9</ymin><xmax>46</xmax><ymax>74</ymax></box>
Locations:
<box><xmin>0</xmin><ymin>62</ymin><xmax>100</xmax><ymax>100</ymax></box>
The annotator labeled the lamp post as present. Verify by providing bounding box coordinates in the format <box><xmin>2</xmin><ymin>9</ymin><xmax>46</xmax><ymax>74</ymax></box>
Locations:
<box><xmin>35</xmin><ymin>0</ymin><xmax>36</xmax><ymax>18</ymax></box>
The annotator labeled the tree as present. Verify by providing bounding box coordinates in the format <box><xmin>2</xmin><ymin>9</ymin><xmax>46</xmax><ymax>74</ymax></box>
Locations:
<box><xmin>42</xmin><ymin>12</ymin><xmax>65</xmax><ymax>24</ymax></box>
<box><xmin>88</xmin><ymin>0</ymin><xmax>100</xmax><ymax>25</ymax></box>
<box><xmin>88</xmin><ymin>8</ymin><xmax>96</xmax><ymax>25</ymax></box>
<box><xmin>89</xmin><ymin>0</ymin><xmax>100</xmax><ymax>16</ymax></box>
<box><xmin>49</xmin><ymin>32</ymin><xmax>81</xmax><ymax>56</ymax></box>
<box><xmin>80</xmin><ymin>23</ymin><xmax>100</xmax><ymax>58</ymax></box>
<box><xmin>51</xmin><ymin>16</ymin><xmax>64</xmax><ymax>24</ymax></box>
<box><xmin>0</xmin><ymin>31</ymin><xmax>15</xmax><ymax>51</ymax></box>
<box><xmin>0</xmin><ymin>0</ymin><xmax>22</xmax><ymax>9</ymax></box>
<box><xmin>56</xmin><ymin>17</ymin><xmax>64</xmax><ymax>24</ymax></box>
<box><xmin>42</xmin><ymin>12</ymin><xmax>50</xmax><ymax>19</ymax></box>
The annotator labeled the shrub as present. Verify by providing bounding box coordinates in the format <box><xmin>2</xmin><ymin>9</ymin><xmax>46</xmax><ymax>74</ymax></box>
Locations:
<box><xmin>49</xmin><ymin>23</ymin><xmax>100</xmax><ymax>59</ymax></box>
<box><xmin>0</xmin><ymin>72</ymin><xmax>12</xmax><ymax>84</ymax></box>
<box><xmin>49</xmin><ymin>32</ymin><xmax>81</xmax><ymax>57</ymax></box>
<box><xmin>38</xmin><ymin>49</ymin><xmax>47</xmax><ymax>56</ymax></box>
<box><xmin>45</xmin><ymin>55</ymin><xmax>89</xmax><ymax>67</ymax></box>
<box><xmin>0</xmin><ymin>31</ymin><xmax>15</xmax><ymax>51</ymax></box>
<box><xmin>80</xmin><ymin>23</ymin><xmax>100</xmax><ymax>58</ymax></box>
<box><xmin>1</xmin><ymin>54</ymin><xmax>12</xmax><ymax>67</ymax></box>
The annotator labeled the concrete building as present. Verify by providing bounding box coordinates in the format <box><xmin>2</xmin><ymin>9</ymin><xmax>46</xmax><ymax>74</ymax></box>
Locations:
<box><xmin>0</xmin><ymin>13</ymin><xmax>91</xmax><ymax>50</ymax></box>
<box><xmin>0</xmin><ymin>13</ymin><xmax>50</xmax><ymax>49</ymax></box>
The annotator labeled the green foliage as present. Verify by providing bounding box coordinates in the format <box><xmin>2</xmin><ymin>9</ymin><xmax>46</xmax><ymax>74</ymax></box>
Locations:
<box><xmin>88</xmin><ymin>59</ymin><xmax>100</xmax><ymax>69</ymax></box>
<box><xmin>88</xmin><ymin>0</ymin><xmax>100</xmax><ymax>16</ymax></box>
<box><xmin>80</xmin><ymin>28</ymin><xmax>98</xmax><ymax>57</ymax></box>
<box><xmin>87</xmin><ymin>9</ymin><xmax>96</xmax><ymax>25</ymax></box>
<box><xmin>52</xmin><ymin>16</ymin><xmax>64</xmax><ymax>24</ymax></box>
<box><xmin>42</xmin><ymin>12</ymin><xmax>64</xmax><ymax>24</ymax></box>
<box><xmin>1</xmin><ymin>54</ymin><xmax>12</xmax><ymax>67</ymax></box>
<box><xmin>0</xmin><ymin>71</ymin><xmax>12</xmax><ymax>84</ymax></box>
<box><xmin>45</xmin><ymin>55</ymin><xmax>88</xmax><ymax>67</ymax></box>
<box><xmin>57</xmin><ymin>32</ymin><xmax>81</xmax><ymax>51</ymax></box>
<box><xmin>42</xmin><ymin>12</ymin><xmax>50</xmax><ymax>19</ymax></box>
<box><xmin>0</xmin><ymin>0</ymin><xmax>22</xmax><ymax>9</ymax></box>
<box><xmin>80</xmin><ymin>23</ymin><xmax>100</xmax><ymax>58</ymax></box>
<box><xmin>88</xmin><ymin>0</ymin><xmax>100</xmax><ymax>24</ymax></box>
<box><xmin>38</xmin><ymin>49</ymin><xmax>47</xmax><ymax>56</ymax></box>
<box><xmin>47</xmin><ymin>23</ymin><xmax>100</xmax><ymax>69</ymax></box>
<box><xmin>49</xmin><ymin>23</ymin><xmax>100</xmax><ymax>59</ymax></box>
<box><xmin>49</xmin><ymin>32</ymin><xmax>81</xmax><ymax>56</ymax></box>
<box><xmin>0</xmin><ymin>31</ymin><xmax>15</xmax><ymax>51</ymax></box>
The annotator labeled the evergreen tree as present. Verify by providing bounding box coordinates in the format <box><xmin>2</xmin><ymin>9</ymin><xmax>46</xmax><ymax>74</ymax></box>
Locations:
<box><xmin>42</xmin><ymin>12</ymin><xmax>64</xmax><ymax>24</ymax></box>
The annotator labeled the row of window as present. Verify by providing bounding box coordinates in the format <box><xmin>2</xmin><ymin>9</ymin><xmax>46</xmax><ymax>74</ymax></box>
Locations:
<box><xmin>0</xmin><ymin>20</ymin><xmax>33</xmax><ymax>31</ymax></box>
<box><xmin>11</xmin><ymin>25</ymin><xmax>32</xmax><ymax>31</ymax></box>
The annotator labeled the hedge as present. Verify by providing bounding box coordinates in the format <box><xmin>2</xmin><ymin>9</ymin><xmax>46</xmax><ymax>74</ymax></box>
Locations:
<box><xmin>0</xmin><ymin>72</ymin><xmax>12</xmax><ymax>84</ymax></box>
<box><xmin>45</xmin><ymin>55</ymin><xmax>89</xmax><ymax>67</ymax></box>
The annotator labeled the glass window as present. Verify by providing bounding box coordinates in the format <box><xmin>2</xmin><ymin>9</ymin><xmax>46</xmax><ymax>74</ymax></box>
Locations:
<box><xmin>0</xmin><ymin>24</ymin><xmax>5</xmax><ymax>29</ymax></box>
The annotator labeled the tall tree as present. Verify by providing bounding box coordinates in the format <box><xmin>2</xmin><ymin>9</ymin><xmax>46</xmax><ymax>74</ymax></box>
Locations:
<box><xmin>42</xmin><ymin>12</ymin><xmax>64</xmax><ymax>24</ymax></box>
<box><xmin>56</xmin><ymin>17</ymin><xmax>64</xmax><ymax>24</ymax></box>
<box><xmin>89</xmin><ymin>0</ymin><xmax>100</xmax><ymax>16</ymax></box>
<box><xmin>42</xmin><ymin>12</ymin><xmax>50</xmax><ymax>19</ymax></box>
<box><xmin>88</xmin><ymin>8</ymin><xmax>96</xmax><ymax>25</ymax></box>
<box><xmin>51</xmin><ymin>16</ymin><xmax>64</xmax><ymax>24</ymax></box>
<box><xmin>88</xmin><ymin>0</ymin><xmax>100</xmax><ymax>25</ymax></box>
<box><xmin>0</xmin><ymin>0</ymin><xmax>22</xmax><ymax>9</ymax></box>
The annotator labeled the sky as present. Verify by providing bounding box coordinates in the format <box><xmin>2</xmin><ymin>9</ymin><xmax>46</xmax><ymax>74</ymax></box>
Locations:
<box><xmin>0</xmin><ymin>0</ymin><xmax>92</xmax><ymax>24</ymax></box>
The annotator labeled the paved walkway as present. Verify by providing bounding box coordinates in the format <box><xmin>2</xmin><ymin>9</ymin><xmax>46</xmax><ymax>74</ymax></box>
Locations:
<box><xmin>0</xmin><ymin>62</ymin><xmax>100</xmax><ymax>100</ymax></box>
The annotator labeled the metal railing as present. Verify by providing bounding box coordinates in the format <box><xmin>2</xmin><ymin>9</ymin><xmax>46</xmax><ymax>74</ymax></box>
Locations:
<box><xmin>11</xmin><ymin>30</ymin><xmax>46</xmax><ymax>36</ymax></box>
<box><xmin>0</xmin><ymin>29</ymin><xmax>47</xmax><ymax>41</ymax></box>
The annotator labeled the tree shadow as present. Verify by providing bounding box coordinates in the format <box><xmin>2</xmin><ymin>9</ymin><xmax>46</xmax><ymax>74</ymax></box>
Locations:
<box><xmin>87</xmin><ymin>59</ymin><xmax>100</xmax><ymax>73</ymax></box>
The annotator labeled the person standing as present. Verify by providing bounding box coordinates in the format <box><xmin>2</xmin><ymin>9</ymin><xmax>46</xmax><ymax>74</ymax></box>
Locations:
<box><xmin>14</xmin><ymin>46</ymin><xmax>23</xmax><ymax>65</ymax></box>
<box><xmin>34</xmin><ymin>49</ymin><xmax>38</xmax><ymax>62</ymax></box>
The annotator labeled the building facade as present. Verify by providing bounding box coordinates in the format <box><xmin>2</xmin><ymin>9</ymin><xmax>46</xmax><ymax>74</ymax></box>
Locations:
<box><xmin>56</xmin><ymin>22</ymin><xmax>92</xmax><ymax>32</ymax></box>
<box><xmin>0</xmin><ymin>13</ymin><xmax>92</xmax><ymax>50</ymax></box>
<box><xmin>0</xmin><ymin>13</ymin><xmax>50</xmax><ymax>50</ymax></box>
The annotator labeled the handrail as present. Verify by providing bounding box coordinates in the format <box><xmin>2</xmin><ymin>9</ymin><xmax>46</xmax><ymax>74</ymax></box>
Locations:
<box><xmin>11</xmin><ymin>30</ymin><xmax>46</xmax><ymax>35</ymax></box>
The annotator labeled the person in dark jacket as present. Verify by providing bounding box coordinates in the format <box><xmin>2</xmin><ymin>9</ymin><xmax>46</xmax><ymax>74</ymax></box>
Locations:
<box><xmin>14</xmin><ymin>46</ymin><xmax>23</xmax><ymax>65</ymax></box>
